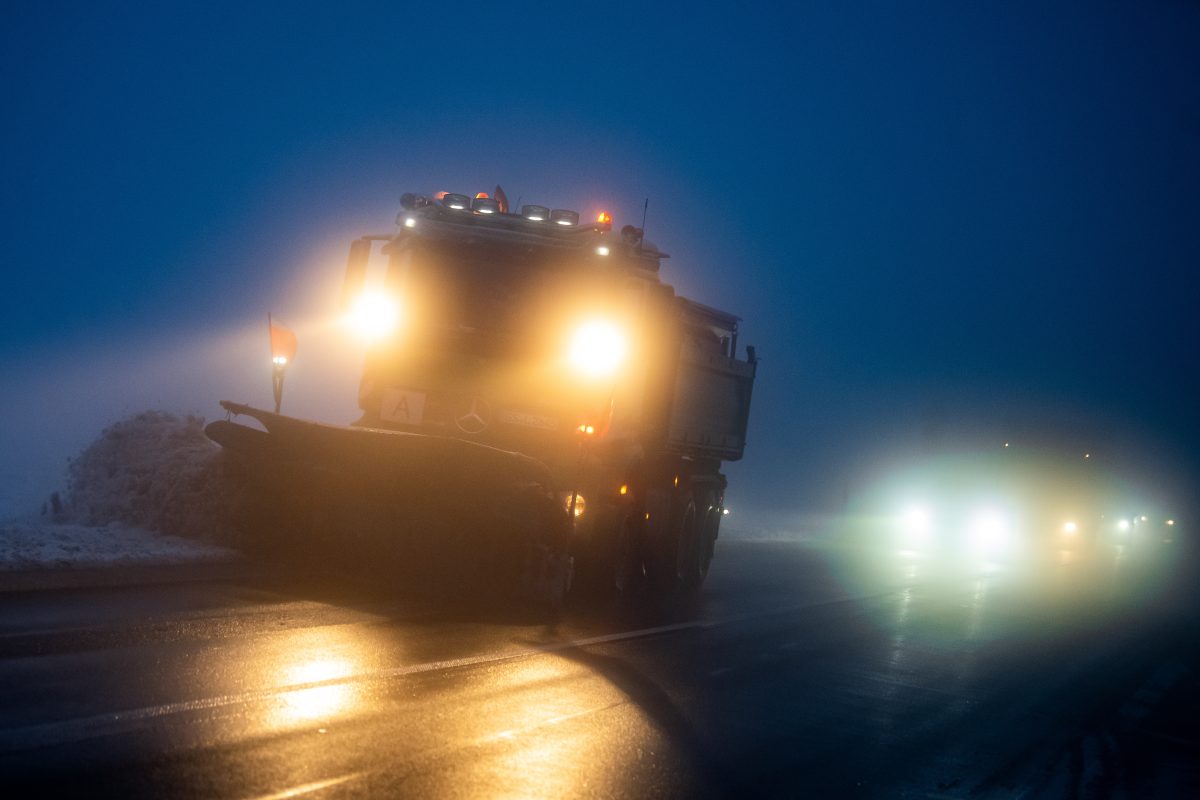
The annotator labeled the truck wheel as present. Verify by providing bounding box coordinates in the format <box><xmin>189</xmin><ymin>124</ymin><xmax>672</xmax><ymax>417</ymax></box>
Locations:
<box><xmin>654</xmin><ymin>491</ymin><xmax>698</xmax><ymax>594</ymax></box>
<box><xmin>611</xmin><ymin>507</ymin><xmax>646</xmax><ymax>600</ymax></box>
<box><xmin>688</xmin><ymin>487</ymin><xmax>721</xmax><ymax>590</ymax></box>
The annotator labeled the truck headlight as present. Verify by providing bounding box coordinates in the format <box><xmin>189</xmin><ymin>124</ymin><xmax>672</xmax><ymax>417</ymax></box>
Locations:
<box><xmin>566</xmin><ymin>319</ymin><xmax>627</xmax><ymax>379</ymax></box>
<box><xmin>348</xmin><ymin>291</ymin><xmax>400</xmax><ymax>341</ymax></box>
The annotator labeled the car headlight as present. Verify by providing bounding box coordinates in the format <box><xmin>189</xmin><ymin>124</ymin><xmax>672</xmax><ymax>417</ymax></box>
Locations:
<box><xmin>968</xmin><ymin>510</ymin><xmax>1011</xmax><ymax>556</ymax></box>
<box><xmin>566</xmin><ymin>319</ymin><xmax>627</xmax><ymax>379</ymax></box>
<box><xmin>899</xmin><ymin>504</ymin><xmax>933</xmax><ymax>548</ymax></box>
<box><xmin>347</xmin><ymin>291</ymin><xmax>400</xmax><ymax>341</ymax></box>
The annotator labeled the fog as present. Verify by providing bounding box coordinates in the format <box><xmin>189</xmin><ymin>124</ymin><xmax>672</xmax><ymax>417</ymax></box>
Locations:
<box><xmin>0</xmin><ymin>317</ymin><xmax>365</xmax><ymax>517</ymax></box>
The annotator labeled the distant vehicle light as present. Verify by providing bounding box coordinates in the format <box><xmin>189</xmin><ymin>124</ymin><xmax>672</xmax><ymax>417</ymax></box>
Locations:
<box><xmin>1166</xmin><ymin>519</ymin><xmax>1175</xmax><ymax>526</ymax></box>
<box><xmin>1139</xmin><ymin>515</ymin><xmax>1148</xmax><ymax>522</ymax></box>
<box><xmin>551</xmin><ymin>209</ymin><xmax>579</xmax><ymax>227</ymax></box>
<box><xmin>348</xmin><ymin>291</ymin><xmax>400</xmax><ymax>341</ymax></box>
<box><xmin>596</xmin><ymin>246</ymin><xmax>610</xmax><ymax>256</ymax></box>
<box><xmin>900</xmin><ymin>504</ymin><xmax>933</xmax><ymax>548</ymax></box>
<box><xmin>1062</xmin><ymin>520</ymin><xmax>1078</xmax><ymax>535</ymax></box>
<box><xmin>968</xmin><ymin>510</ymin><xmax>1011</xmax><ymax>556</ymax></box>
<box><xmin>902</xmin><ymin>505</ymin><xmax>932</xmax><ymax>533</ymax></box>
<box><xmin>272</xmin><ymin>355</ymin><xmax>288</xmax><ymax>366</ymax></box>
<box><xmin>1117</xmin><ymin>519</ymin><xmax>1131</xmax><ymax>532</ymax></box>
<box><xmin>566</xmin><ymin>319</ymin><xmax>628</xmax><ymax>379</ymax></box>
<box><xmin>522</xmin><ymin>205</ymin><xmax>549</xmax><ymax>222</ymax></box>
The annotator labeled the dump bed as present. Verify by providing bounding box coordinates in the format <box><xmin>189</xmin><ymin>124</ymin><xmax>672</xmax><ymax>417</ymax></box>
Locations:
<box><xmin>664</xmin><ymin>298</ymin><xmax>757</xmax><ymax>461</ymax></box>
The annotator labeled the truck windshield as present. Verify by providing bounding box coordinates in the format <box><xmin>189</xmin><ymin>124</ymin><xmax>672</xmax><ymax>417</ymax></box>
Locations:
<box><xmin>389</xmin><ymin>239</ymin><xmax>618</xmax><ymax>358</ymax></box>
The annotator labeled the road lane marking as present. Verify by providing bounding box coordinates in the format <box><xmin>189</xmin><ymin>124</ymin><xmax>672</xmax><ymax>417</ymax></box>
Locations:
<box><xmin>0</xmin><ymin>618</ymin><xmax>723</xmax><ymax>751</ymax></box>
<box><xmin>475</xmin><ymin>700</ymin><xmax>628</xmax><ymax>747</ymax></box>
<box><xmin>248</xmin><ymin>771</ymin><xmax>366</xmax><ymax>800</ymax></box>
<box><xmin>0</xmin><ymin>594</ymin><xmax>878</xmax><ymax>753</ymax></box>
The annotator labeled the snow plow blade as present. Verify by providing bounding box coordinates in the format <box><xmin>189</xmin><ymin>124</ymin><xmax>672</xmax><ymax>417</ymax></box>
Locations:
<box><xmin>206</xmin><ymin>401</ymin><xmax>572</xmax><ymax>610</ymax></box>
<box><xmin>206</xmin><ymin>401</ymin><xmax>556</xmax><ymax>488</ymax></box>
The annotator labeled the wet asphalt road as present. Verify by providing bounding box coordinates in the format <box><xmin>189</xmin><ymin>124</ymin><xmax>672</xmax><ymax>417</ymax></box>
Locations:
<box><xmin>1</xmin><ymin>531</ymin><xmax>1198</xmax><ymax>798</ymax></box>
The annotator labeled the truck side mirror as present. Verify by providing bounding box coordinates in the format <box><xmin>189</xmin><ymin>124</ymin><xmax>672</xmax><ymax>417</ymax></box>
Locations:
<box><xmin>341</xmin><ymin>238</ymin><xmax>372</xmax><ymax>311</ymax></box>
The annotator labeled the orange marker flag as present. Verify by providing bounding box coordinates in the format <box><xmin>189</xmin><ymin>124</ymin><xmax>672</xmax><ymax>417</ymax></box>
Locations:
<box><xmin>268</xmin><ymin>313</ymin><xmax>297</xmax><ymax>414</ymax></box>
<box><xmin>268</xmin><ymin>313</ymin><xmax>298</xmax><ymax>365</ymax></box>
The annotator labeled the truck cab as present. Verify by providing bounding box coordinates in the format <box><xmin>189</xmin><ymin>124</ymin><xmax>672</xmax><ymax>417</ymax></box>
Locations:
<box><xmin>344</xmin><ymin>189</ymin><xmax>757</xmax><ymax>594</ymax></box>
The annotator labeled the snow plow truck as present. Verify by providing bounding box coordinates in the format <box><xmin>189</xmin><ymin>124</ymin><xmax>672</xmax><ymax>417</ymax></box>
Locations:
<box><xmin>206</xmin><ymin>188</ymin><xmax>757</xmax><ymax>609</ymax></box>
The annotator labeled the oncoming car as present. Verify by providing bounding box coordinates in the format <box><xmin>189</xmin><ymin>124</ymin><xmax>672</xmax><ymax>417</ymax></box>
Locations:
<box><xmin>861</xmin><ymin>447</ymin><xmax>1178</xmax><ymax>571</ymax></box>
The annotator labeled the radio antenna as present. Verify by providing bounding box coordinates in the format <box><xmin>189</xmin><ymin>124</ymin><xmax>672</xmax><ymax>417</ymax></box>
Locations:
<box><xmin>640</xmin><ymin>197</ymin><xmax>649</xmax><ymax>233</ymax></box>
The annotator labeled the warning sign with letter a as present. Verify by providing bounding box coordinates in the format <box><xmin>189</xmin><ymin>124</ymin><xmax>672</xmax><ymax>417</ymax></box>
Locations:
<box><xmin>380</xmin><ymin>388</ymin><xmax>426</xmax><ymax>424</ymax></box>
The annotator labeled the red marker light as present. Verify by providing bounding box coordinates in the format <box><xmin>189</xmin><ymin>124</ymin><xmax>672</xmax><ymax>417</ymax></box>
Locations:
<box><xmin>475</xmin><ymin>192</ymin><xmax>489</xmax><ymax>199</ymax></box>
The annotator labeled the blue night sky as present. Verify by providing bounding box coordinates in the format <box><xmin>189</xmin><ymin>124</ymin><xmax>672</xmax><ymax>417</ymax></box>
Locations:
<box><xmin>2</xmin><ymin>1</ymin><xmax>1198</xmax><ymax>519</ymax></box>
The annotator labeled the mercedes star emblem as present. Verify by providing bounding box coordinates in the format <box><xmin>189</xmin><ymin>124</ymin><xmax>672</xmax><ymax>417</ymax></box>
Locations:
<box><xmin>454</xmin><ymin>396</ymin><xmax>491</xmax><ymax>434</ymax></box>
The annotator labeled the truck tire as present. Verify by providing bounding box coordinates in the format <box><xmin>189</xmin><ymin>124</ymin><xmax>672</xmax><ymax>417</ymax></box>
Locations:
<box><xmin>611</xmin><ymin>506</ymin><xmax>646</xmax><ymax>601</ymax></box>
<box><xmin>653</xmin><ymin>489</ymin><xmax>698</xmax><ymax>594</ymax></box>
<box><xmin>687</xmin><ymin>486</ymin><xmax>721</xmax><ymax>590</ymax></box>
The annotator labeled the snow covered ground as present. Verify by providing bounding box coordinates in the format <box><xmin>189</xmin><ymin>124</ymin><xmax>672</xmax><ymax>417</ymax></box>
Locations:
<box><xmin>0</xmin><ymin>410</ymin><xmax>238</xmax><ymax>572</ymax></box>
<box><xmin>0</xmin><ymin>517</ymin><xmax>234</xmax><ymax>571</ymax></box>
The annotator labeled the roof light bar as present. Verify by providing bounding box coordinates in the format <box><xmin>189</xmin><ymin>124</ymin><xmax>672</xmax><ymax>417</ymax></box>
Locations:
<box><xmin>551</xmin><ymin>209</ymin><xmax>579</xmax><ymax>227</ymax></box>
<box><xmin>522</xmin><ymin>204</ymin><xmax>550</xmax><ymax>222</ymax></box>
<box><xmin>472</xmin><ymin>196</ymin><xmax>500</xmax><ymax>214</ymax></box>
<box><xmin>443</xmin><ymin>193</ymin><xmax>471</xmax><ymax>211</ymax></box>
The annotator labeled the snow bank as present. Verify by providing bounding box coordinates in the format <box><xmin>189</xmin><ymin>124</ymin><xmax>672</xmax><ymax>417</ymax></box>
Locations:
<box><xmin>0</xmin><ymin>411</ymin><xmax>238</xmax><ymax>571</ymax></box>
<box><xmin>60</xmin><ymin>410</ymin><xmax>231</xmax><ymax>542</ymax></box>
